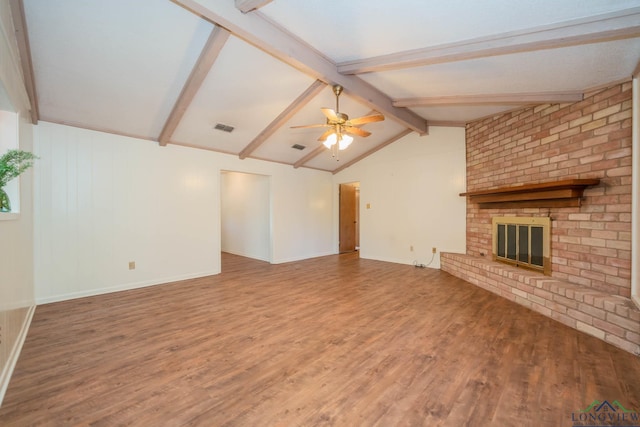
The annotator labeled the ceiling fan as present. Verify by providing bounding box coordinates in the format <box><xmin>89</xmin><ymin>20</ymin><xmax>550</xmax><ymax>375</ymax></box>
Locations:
<box><xmin>291</xmin><ymin>85</ymin><xmax>384</xmax><ymax>153</ymax></box>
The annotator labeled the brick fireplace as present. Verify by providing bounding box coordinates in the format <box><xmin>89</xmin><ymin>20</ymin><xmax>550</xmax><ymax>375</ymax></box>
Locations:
<box><xmin>441</xmin><ymin>82</ymin><xmax>639</xmax><ymax>354</ymax></box>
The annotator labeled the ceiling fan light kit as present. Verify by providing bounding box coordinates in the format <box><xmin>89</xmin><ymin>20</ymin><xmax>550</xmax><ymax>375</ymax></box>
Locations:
<box><xmin>291</xmin><ymin>85</ymin><xmax>384</xmax><ymax>159</ymax></box>
<box><xmin>323</xmin><ymin>133</ymin><xmax>353</xmax><ymax>150</ymax></box>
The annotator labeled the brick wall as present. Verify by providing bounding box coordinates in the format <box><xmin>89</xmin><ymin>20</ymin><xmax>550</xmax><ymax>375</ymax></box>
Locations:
<box><xmin>465</xmin><ymin>82</ymin><xmax>633</xmax><ymax>297</ymax></box>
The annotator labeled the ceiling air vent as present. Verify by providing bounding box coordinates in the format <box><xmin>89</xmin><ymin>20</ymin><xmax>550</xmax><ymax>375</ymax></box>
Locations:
<box><xmin>214</xmin><ymin>123</ymin><xmax>234</xmax><ymax>133</ymax></box>
<box><xmin>291</xmin><ymin>144</ymin><xmax>306</xmax><ymax>150</ymax></box>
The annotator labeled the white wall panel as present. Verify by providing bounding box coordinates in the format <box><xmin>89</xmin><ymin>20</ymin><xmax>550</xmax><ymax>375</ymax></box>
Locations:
<box><xmin>34</xmin><ymin>123</ymin><xmax>220</xmax><ymax>303</ymax></box>
<box><xmin>221</xmin><ymin>172</ymin><xmax>271</xmax><ymax>262</ymax></box>
<box><xmin>334</xmin><ymin>127</ymin><xmax>466</xmax><ymax>268</ymax></box>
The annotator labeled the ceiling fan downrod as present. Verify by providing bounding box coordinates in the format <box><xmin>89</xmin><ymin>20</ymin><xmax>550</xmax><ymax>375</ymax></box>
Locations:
<box><xmin>333</xmin><ymin>85</ymin><xmax>343</xmax><ymax>113</ymax></box>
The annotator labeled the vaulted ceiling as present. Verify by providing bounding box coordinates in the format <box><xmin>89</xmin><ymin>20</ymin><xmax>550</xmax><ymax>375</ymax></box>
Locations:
<box><xmin>9</xmin><ymin>0</ymin><xmax>640</xmax><ymax>173</ymax></box>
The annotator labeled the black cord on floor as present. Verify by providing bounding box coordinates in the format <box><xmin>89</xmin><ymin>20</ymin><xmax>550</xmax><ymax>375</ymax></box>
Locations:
<box><xmin>413</xmin><ymin>252</ymin><xmax>436</xmax><ymax>268</ymax></box>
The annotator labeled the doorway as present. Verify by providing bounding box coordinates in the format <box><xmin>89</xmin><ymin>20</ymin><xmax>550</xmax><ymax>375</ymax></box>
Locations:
<box><xmin>220</xmin><ymin>171</ymin><xmax>272</xmax><ymax>265</ymax></box>
<box><xmin>339</xmin><ymin>182</ymin><xmax>360</xmax><ymax>253</ymax></box>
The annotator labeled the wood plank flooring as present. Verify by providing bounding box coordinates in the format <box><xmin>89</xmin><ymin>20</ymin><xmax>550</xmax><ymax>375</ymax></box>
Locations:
<box><xmin>1</xmin><ymin>252</ymin><xmax>639</xmax><ymax>426</ymax></box>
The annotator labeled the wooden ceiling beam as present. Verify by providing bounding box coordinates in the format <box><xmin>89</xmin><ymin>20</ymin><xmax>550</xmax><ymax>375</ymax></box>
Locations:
<box><xmin>158</xmin><ymin>26</ymin><xmax>230</xmax><ymax>146</ymax></box>
<box><xmin>234</xmin><ymin>0</ymin><xmax>273</xmax><ymax>14</ymax></box>
<box><xmin>239</xmin><ymin>79</ymin><xmax>326</xmax><ymax>159</ymax></box>
<box><xmin>394</xmin><ymin>92</ymin><xmax>584</xmax><ymax>107</ymax></box>
<box><xmin>428</xmin><ymin>121</ymin><xmax>466</xmax><ymax>128</ymax></box>
<box><xmin>338</xmin><ymin>7</ymin><xmax>640</xmax><ymax>75</ymax></box>
<box><xmin>293</xmin><ymin>145</ymin><xmax>325</xmax><ymax>169</ymax></box>
<box><xmin>332</xmin><ymin>129</ymin><xmax>413</xmax><ymax>175</ymax></box>
<box><xmin>9</xmin><ymin>0</ymin><xmax>38</xmax><ymax>124</ymax></box>
<box><xmin>171</xmin><ymin>0</ymin><xmax>428</xmax><ymax>135</ymax></box>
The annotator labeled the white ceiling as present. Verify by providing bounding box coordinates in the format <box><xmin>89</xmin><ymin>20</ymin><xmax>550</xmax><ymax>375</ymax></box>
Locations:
<box><xmin>13</xmin><ymin>0</ymin><xmax>640</xmax><ymax>173</ymax></box>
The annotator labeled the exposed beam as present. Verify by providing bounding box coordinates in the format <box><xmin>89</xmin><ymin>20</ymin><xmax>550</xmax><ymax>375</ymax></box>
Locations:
<box><xmin>239</xmin><ymin>80</ymin><xmax>326</xmax><ymax>159</ymax></box>
<box><xmin>293</xmin><ymin>144</ymin><xmax>326</xmax><ymax>169</ymax></box>
<box><xmin>171</xmin><ymin>0</ymin><xmax>428</xmax><ymax>135</ymax></box>
<box><xmin>393</xmin><ymin>92</ymin><xmax>584</xmax><ymax>107</ymax></box>
<box><xmin>9</xmin><ymin>0</ymin><xmax>38</xmax><ymax>124</ymax></box>
<box><xmin>338</xmin><ymin>8</ymin><xmax>640</xmax><ymax>75</ymax></box>
<box><xmin>235</xmin><ymin>0</ymin><xmax>273</xmax><ymax>13</ymax></box>
<box><xmin>428</xmin><ymin>121</ymin><xmax>466</xmax><ymax>128</ymax></box>
<box><xmin>332</xmin><ymin>129</ymin><xmax>413</xmax><ymax>175</ymax></box>
<box><xmin>158</xmin><ymin>26</ymin><xmax>230</xmax><ymax>146</ymax></box>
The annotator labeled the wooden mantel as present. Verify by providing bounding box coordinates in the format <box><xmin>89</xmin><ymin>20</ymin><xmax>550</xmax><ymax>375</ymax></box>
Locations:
<box><xmin>460</xmin><ymin>178</ymin><xmax>600</xmax><ymax>208</ymax></box>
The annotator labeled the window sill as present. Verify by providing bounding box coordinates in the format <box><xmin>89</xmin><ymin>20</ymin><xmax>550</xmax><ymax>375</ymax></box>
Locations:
<box><xmin>0</xmin><ymin>212</ymin><xmax>20</xmax><ymax>221</ymax></box>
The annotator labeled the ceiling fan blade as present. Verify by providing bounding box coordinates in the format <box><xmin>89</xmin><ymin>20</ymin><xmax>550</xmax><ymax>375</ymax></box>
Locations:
<box><xmin>321</xmin><ymin>108</ymin><xmax>341</xmax><ymax>122</ymax></box>
<box><xmin>343</xmin><ymin>126</ymin><xmax>371</xmax><ymax>138</ymax></box>
<box><xmin>317</xmin><ymin>129</ymin><xmax>335</xmax><ymax>141</ymax></box>
<box><xmin>290</xmin><ymin>123</ymin><xmax>330</xmax><ymax>129</ymax></box>
<box><xmin>346</xmin><ymin>113</ymin><xmax>385</xmax><ymax>126</ymax></box>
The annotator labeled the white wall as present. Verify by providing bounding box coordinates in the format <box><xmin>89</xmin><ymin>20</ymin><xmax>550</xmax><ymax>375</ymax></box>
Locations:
<box><xmin>221</xmin><ymin>171</ymin><xmax>271</xmax><ymax>261</ymax></box>
<box><xmin>30</xmin><ymin>121</ymin><xmax>466</xmax><ymax>325</ymax></box>
<box><xmin>34</xmin><ymin>121</ymin><xmax>335</xmax><ymax>303</ymax></box>
<box><xmin>34</xmin><ymin>123</ymin><xmax>220</xmax><ymax>303</ymax></box>
<box><xmin>0</xmin><ymin>0</ymin><xmax>36</xmax><ymax>406</ymax></box>
<box><xmin>333</xmin><ymin>126</ymin><xmax>467</xmax><ymax>268</ymax></box>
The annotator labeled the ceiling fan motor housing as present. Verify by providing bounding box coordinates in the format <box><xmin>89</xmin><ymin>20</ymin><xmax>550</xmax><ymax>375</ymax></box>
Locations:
<box><xmin>334</xmin><ymin>112</ymin><xmax>349</xmax><ymax>123</ymax></box>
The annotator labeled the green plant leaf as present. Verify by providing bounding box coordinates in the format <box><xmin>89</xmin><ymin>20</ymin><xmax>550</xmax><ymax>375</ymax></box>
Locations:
<box><xmin>0</xmin><ymin>149</ymin><xmax>38</xmax><ymax>188</ymax></box>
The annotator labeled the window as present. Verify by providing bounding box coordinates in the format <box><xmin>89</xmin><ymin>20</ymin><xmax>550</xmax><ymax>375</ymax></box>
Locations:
<box><xmin>0</xmin><ymin>109</ymin><xmax>20</xmax><ymax>217</ymax></box>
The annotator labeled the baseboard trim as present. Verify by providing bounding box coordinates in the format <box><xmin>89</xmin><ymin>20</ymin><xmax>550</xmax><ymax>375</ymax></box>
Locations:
<box><xmin>271</xmin><ymin>251</ymin><xmax>336</xmax><ymax>264</ymax></box>
<box><xmin>35</xmin><ymin>270</ymin><xmax>220</xmax><ymax>305</ymax></box>
<box><xmin>0</xmin><ymin>305</ymin><xmax>35</xmax><ymax>408</ymax></box>
<box><xmin>359</xmin><ymin>253</ymin><xmax>441</xmax><ymax>269</ymax></box>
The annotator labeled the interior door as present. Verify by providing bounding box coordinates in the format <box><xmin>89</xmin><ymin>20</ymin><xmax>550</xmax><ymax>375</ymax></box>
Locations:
<box><xmin>339</xmin><ymin>183</ymin><xmax>357</xmax><ymax>253</ymax></box>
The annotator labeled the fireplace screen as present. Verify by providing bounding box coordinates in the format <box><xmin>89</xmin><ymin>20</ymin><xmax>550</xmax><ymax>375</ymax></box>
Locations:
<box><xmin>492</xmin><ymin>217</ymin><xmax>551</xmax><ymax>275</ymax></box>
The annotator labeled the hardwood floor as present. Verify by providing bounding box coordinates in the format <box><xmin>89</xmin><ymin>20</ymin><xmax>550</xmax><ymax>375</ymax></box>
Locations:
<box><xmin>1</xmin><ymin>252</ymin><xmax>639</xmax><ymax>426</ymax></box>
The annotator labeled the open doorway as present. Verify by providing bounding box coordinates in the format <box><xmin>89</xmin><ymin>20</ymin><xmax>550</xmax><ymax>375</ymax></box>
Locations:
<box><xmin>339</xmin><ymin>182</ymin><xmax>360</xmax><ymax>254</ymax></box>
<box><xmin>220</xmin><ymin>171</ymin><xmax>272</xmax><ymax>268</ymax></box>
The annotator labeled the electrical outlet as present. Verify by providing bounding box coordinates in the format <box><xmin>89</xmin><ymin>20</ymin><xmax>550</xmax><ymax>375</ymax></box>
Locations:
<box><xmin>432</xmin><ymin>247</ymin><xmax>437</xmax><ymax>254</ymax></box>
<box><xmin>128</xmin><ymin>261</ymin><xmax>136</xmax><ymax>270</ymax></box>
<box><xmin>410</xmin><ymin>245</ymin><xmax>414</xmax><ymax>252</ymax></box>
